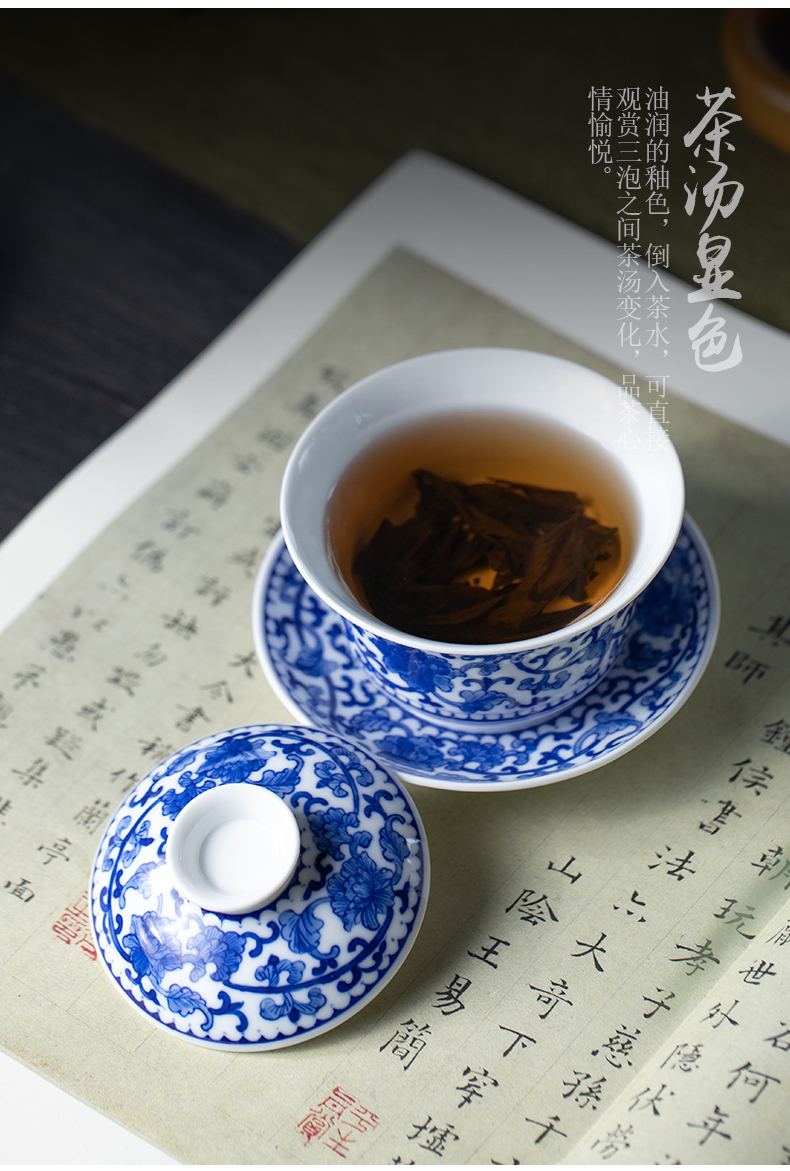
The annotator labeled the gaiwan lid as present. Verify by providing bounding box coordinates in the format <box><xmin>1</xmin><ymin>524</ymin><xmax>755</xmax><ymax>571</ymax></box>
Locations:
<box><xmin>89</xmin><ymin>724</ymin><xmax>429</xmax><ymax>1050</ymax></box>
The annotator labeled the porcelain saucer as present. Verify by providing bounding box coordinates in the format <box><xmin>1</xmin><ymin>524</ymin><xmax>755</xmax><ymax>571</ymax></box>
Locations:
<box><xmin>253</xmin><ymin>516</ymin><xmax>719</xmax><ymax>792</ymax></box>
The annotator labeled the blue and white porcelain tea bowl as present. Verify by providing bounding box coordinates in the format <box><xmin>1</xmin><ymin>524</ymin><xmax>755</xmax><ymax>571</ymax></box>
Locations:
<box><xmin>280</xmin><ymin>349</ymin><xmax>684</xmax><ymax>732</ymax></box>
<box><xmin>90</xmin><ymin>725</ymin><xmax>429</xmax><ymax>1050</ymax></box>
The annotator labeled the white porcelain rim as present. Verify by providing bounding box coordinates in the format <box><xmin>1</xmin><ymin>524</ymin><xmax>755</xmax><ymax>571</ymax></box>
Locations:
<box><xmin>280</xmin><ymin>348</ymin><xmax>685</xmax><ymax>654</ymax></box>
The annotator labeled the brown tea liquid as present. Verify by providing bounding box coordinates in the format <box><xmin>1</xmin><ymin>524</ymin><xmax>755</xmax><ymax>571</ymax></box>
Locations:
<box><xmin>326</xmin><ymin>410</ymin><xmax>635</xmax><ymax>643</ymax></box>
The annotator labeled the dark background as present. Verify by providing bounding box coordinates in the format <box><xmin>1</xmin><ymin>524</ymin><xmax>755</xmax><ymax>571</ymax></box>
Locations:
<box><xmin>1</xmin><ymin>9</ymin><xmax>788</xmax><ymax>542</ymax></box>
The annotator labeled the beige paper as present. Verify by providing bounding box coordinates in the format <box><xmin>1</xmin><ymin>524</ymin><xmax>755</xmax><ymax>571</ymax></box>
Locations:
<box><xmin>1</xmin><ymin>250</ymin><xmax>789</xmax><ymax>1164</ymax></box>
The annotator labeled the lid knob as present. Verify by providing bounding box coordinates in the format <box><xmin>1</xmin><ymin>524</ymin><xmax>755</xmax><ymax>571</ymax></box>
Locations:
<box><xmin>165</xmin><ymin>783</ymin><xmax>301</xmax><ymax>915</ymax></box>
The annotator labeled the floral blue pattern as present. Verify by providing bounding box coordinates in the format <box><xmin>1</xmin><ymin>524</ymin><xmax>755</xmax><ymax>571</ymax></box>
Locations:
<box><xmin>185</xmin><ymin>925</ymin><xmax>246</xmax><ymax>983</ymax></box>
<box><xmin>256</xmin><ymin>517</ymin><xmax>719</xmax><ymax>790</ymax></box>
<box><xmin>341</xmin><ymin>560</ymin><xmax>638</xmax><ymax>729</ymax></box>
<box><xmin>347</xmin><ymin>603</ymin><xmax>634</xmax><ymax>728</ymax></box>
<box><xmin>123</xmin><ymin>911</ymin><xmax>182</xmax><ymax>982</ymax></box>
<box><xmin>307</xmin><ymin>807</ymin><xmax>362</xmax><ymax>859</ymax></box>
<box><xmin>326</xmin><ymin>852</ymin><xmax>396</xmax><ymax>931</ymax></box>
<box><xmin>90</xmin><ymin>725</ymin><xmax>427</xmax><ymax>1050</ymax></box>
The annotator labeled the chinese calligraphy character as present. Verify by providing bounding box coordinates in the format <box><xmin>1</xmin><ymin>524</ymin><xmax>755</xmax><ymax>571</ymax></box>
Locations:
<box><xmin>106</xmin><ymin>666</ymin><xmax>141</xmax><ymax>697</ymax></box>
<box><xmin>768</xmin><ymin>858</ymin><xmax>790</xmax><ymax>890</ymax></box>
<box><xmin>613</xmin><ymin>889</ymin><xmax>646</xmax><ymax>921</ymax></box>
<box><xmin>703</xmin><ymin>999</ymin><xmax>739</xmax><ymax>1028</ymax></box>
<box><xmin>727</xmin><ymin>1061</ymin><xmax>780</xmax><ymax>1102</ymax></box>
<box><xmin>109</xmin><ymin>768</ymin><xmax>140</xmax><ymax>793</ymax></box>
<box><xmin>713</xmin><ymin>897</ymin><xmax>755</xmax><ymax>938</ymax></box>
<box><xmin>749</xmin><ymin>613</ymin><xmax>790</xmax><ymax>648</ymax></box>
<box><xmin>724</xmin><ymin>650</ymin><xmax>769</xmax><ymax>684</ymax></box>
<box><xmin>617</xmin><ymin>294</ymin><xmax>642</xmax><ymax>320</ymax></box>
<box><xmin>767</xmin><ymin>919</ymin><xmax>790</xmax><ymax>946</ymax></box>
<box><xmin>688</xmin><ymin>231</ymin><xmax>740</xmax><ymax>304</ymax></box>
<box><xmin>229</xmin><ymin>651</ymin><xmax>257</xmax><ymax>678</ymax></box>
<box><xmin>50</xmin><ymin>630</ymin><xmax>79</xmax><ymax>661</ymax></box>
<box><xmin>195</xmin><ymin>576</ymin><xmax>231</xmax><ymax>607</ymax></box>
<box><xmin>505</xmin><ymin>888</ymin><xmax>557</xmax><ymax>925</ymax></box>
<box><xmin>647</xmin><ymin>86</ymin><xmax>669</xmax><ymax>112</ymax></box>
<box><xmin>739</xmin><ymin>960</ymin><xmax>777</xmax><ymax>985</ymax></box>
<box><xmin>455</xmin><ymin>1066</ymin><xmax>498</xmax><ymax>1109</ymax></box>
<box><xmin>134</xmin><ymin>643</ymin><xmax>168</xmax><ymax>668</ymax></box>
<box><xmin>592</xmin><ymin>1026</ymin><xmax>641</xmax><ymax>1068</ymax></box>
<box><xmin>75</xmin><ymin>698</ymin><xmax>110</xmax><ymax>732</ymax></box>
<box><xmin>379</xmin><ymin>1019</ymin><xmax>430</xmax><ymax>1071</ymax></box>
<box><xmin>233</xmin><ymin>452</ymin><xmax>262</xmax><ymax>475</ymax></box>
<box><xmin>44</xmin><ymin>726</ymin><xmax>82</xmax><ymax>761</ymax></box>
<box><xmin>161</xmin><ymin>507</ymin><xmax>199</xmax><ymax>539</ymax></box>
<box><xmin>524</xmin><ymin>1114</ymin><xmax>567</xmax><ymax>1145</ymax></box>
<box><xmin>629</xmin><ymin>1083</ymin><xmax>672</xmax><ymax>1116</ymax></box>
<box><xmin>138</xmin><ymin>735</ymin><xmax>174</xmax><ymax>761</ymax></box>
<box><xmin>37</xmin><ymin>837</ymin><xmax>70</xmax><ymax>864</ymax></box>
<box><xmin>407</xmin><ymin>1117</ymin><xmax>459</xmax><ymax>1156</ymax></box>
<box><xmin>643</xmin><ymin>987</ymin><xmax>676</xmax><ymax>1018</ymax></box>
<box><xmin>688</xmin><ymin>301</ymin><xmax>742</xmax><ymax>372</ymax></box>
<box><xmin>433</xmin><ymin>973</ymin><xmax>471</xmax><ymax>1015</ymax></box>
<box><xmin>468</xmin><ymin>936</ymin><xmax>510</xmax><ymax>968</ymax></box>
<box><xmin>201</xmin><ymin>680</ymin><xmax>233</xmax><ymax>704</ymax></box>
<box><xmin>321</xmin><ymin>365</ymin><xmax>349</xmax><ymax>393</ymax></box>
<box><xmin>687</xmin><ymin>1104</ymin><xmax>731</xmax><ymax>1146</ymax></box>
<box><xmin>646</xmin><ymin>242</ymin><xmax>669</xmax><ymax>267</ymax></box>
<box><xmin>197</xmin><ymin>479</ymin><xmax>232</xmax><ymax>508</ymax></box>
<box><xmin>762</xmin><ymin>720</ymin><xmax>790</xmax><ymax>753</ymax></box>
<box><xmin>11</xmin><ymin>758</ymin><xmax>48</xmax><ymax>789</ymax></box>
<box><xmin>648</xmin><ymin>846</ymin><xmax>696</xmax><ymax>880</ymax></box>
<box><xmin>547</xmin><ymin>855</ymin><xmax>581</xmax><ymax>883</ymax></box>
<box><xmin>73</xmin><ymin>799</ymin><xmax>110</xmax><ymax>835</ymax></box>
<box><xmin>13</xmin><ymin>663</ymin><xmax>45</xmax><ymax>690</ymax></box>
<box><xmin>764</xmin><ymin>1023</ymin><xmax>790</xmax><ymax>1051</ymax></box>
<box><xmin>670</xmin><ymin>937</ymin><xmax>720</xmax><ymax>975</ymax></box>
<box><xmin>687</xmin><ymin>149</ymin><xmax>743</xmax><ymax>230</ymax></box>
<box><xmin>729</xmin><ymin>758</ymin><xmax>772</xmax><ymax>794</ymax></box>
<box><xmin>162</xmin><ymin>611</ymin><xmax>198</xmax><ymax>639</ymax></box>
<box><xmin>257</xmin><ymin>427</ymin><xmax>293</xmax><ymax>451</ymax></box>
<box><xmin>562</xmin><ymin>1071</ymin><xmax>606</xmax><ymax>1110</ymax></box>
<box><xmin>699</xmin><ymin>797</ymin><xmax>741</xmax><ymax>834</ymax></box>
<box><xmin>500</xmin><ymin>1025</ymin><xmax>536</xmax><ymax>1057</ymax></box>
<box><xmin>590</xmin><ymin>86</ymin><xmax>613</xmax><ymax>113</ymax></box>
<box><xmin>590</xmin><ymin>1122</ymin><xmax>633</xmax><ymax>1160</ymax></box>
<box><xmin>571</xmin><ymin>931</ymin><xmax>607</xmax><ymax>972</ymax></box>
<box><xmin>529</xmin><ymin>978</ymin><xmax>572</xmax><ymax>1019</ymax></box>
<box><xmin>5</xmin><ymin>877</ymin><xmax>34</xmax><ymax>902</ymax></box>
<box><xmin>660</xmin><ymin>1041</ymin><xmax>703</xmax><ymax>1072</ymax></box>
<box><xmin>751</xmin><ymin>844</ymin><xmax>783</xmax><ymax>876</ymax></box>
<box><xmin>175</xmin><ymin>705</ymin><xmax>210</xmax><ymax>734</ymax></box>
<box><xmin>131</xmin><ymin>540</ymin><xmax>166</xmax><ymax>572</ymax></box>
<box><xmin>229</xmin><ymin>547</ymin><xmax>261</xmax><ymax>578</ymax></box>
<box><xmin>292</xmin><ymin>393</ymin><xmax>321</xmax><ymax>420</ymax></box>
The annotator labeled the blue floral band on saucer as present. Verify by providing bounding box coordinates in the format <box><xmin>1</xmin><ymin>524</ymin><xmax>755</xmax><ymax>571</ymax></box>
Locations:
<box><xmin>90</xmin><ymin>725</ymin><xmax>428</xmax><ymax>1050</ymax></box>
<box><xmin>254</xmin><ymin>516</ymin><xmax>719</xmax><ymax>791</ymax></box>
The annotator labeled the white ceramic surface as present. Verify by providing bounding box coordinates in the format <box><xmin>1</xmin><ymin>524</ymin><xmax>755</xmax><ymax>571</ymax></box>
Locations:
<box><xmin>280</xmin><ymin>348</ymin><xmax>685</xmax><ymax>729</ymax></box>
<box><xmin>165</xmin><ymin>783</ymin><xmax>301</xmax><ymax>915</ymax></box>
<box><xmin>90</xmin><ymin>725</ymin><xmax>429</xmax><ymax>1050</ymax></box>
